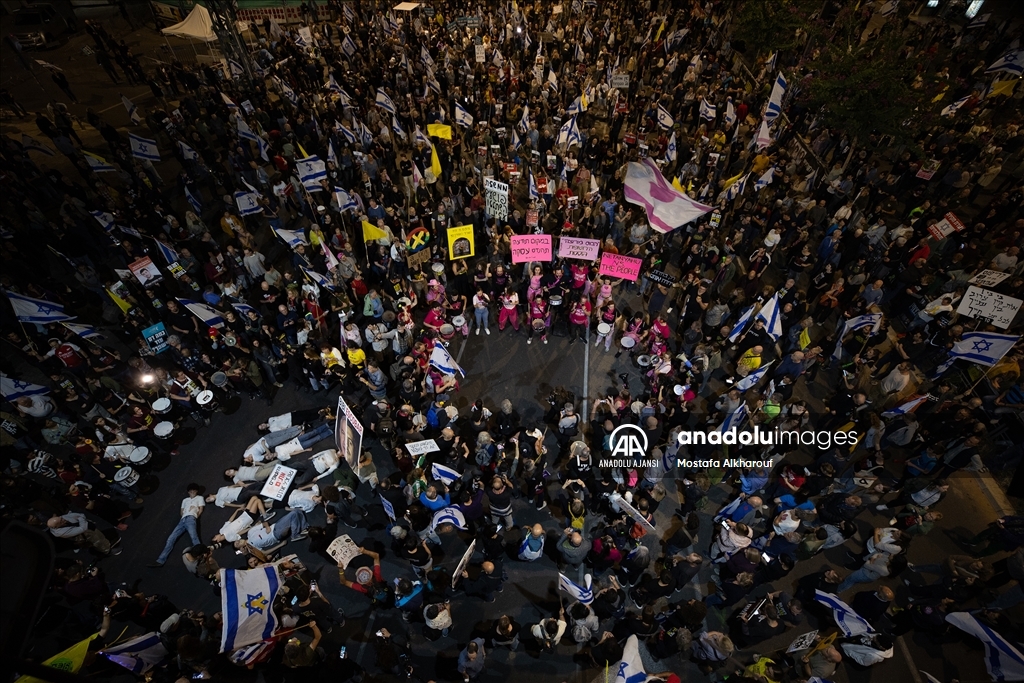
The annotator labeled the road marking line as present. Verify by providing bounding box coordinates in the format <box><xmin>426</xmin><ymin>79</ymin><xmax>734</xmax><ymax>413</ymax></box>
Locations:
<box><xmin>582</xmin><ymin>325</ymin><xmax>590</xmax><ymax>420</ymax></box>
<box><xmin>896</xmin><ymin>635</ymin><xmax>924</xmax><ymax>683</ymax></box>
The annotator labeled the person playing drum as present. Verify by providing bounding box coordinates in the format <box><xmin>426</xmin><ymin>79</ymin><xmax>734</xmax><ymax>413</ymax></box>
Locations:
<box><xmin>445</xmin><ymin>288</ymin><xmax>470</xmax><ymax>337</ymax></box>
<box><xmin>568</xmin><ymin>294</ymin><xmax>591</xmax><ymax>344</ymax></box>
<box><xmin>498</xmin><ymin>286</ymin><xmax>521</xmax><ymax>333</ymax></box>
<box><xmin>615</xmin><ymin>313</ymin><xmax>649</xmax><ymax>358</ymax></box>
<box><xmin>528</xmin><ymin>294</ymin><xmax>550</xmax><ymax>345</ymax></box>
<box><xmin>423</xmin><ymin>303</ymin><xmax>448</xmax><ymax>335</ymax></box>
<box><xmin>593</xmin><ymin>301</ymin><xmax>621</xmax><ymax>352</ymax></box>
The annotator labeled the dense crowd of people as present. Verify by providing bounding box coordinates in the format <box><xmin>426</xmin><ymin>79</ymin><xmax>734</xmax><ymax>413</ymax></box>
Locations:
<box><xmin>1</xmin><ymin>0</ymin><xmax>1022</xmax><ymax>681</ymax></box>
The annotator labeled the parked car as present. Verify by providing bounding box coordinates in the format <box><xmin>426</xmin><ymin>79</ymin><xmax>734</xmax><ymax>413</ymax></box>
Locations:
<box><xmin>12</xmin><ymin>3</ymin><xmax>77</xmax><ymax>50</ymax></box>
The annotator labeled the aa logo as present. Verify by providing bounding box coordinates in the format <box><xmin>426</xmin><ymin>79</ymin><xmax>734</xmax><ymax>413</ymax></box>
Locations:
<box><xmin>609</xmin><ymin>424</ymin><xmax>648</xmax><ymax>460</ymax></box>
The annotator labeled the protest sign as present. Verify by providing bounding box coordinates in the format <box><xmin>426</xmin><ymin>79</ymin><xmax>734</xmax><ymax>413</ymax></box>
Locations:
<box><xmin>260</xmin><ymin>464</ymin><xmax>297</xmax><ymax>501</ymax></box>
<box><xmin>335</xmin><ymin>397</ymin><xmax>364</xmax><ymax>470</ymax></box>
<box><xmin>511</xmin><ymin>234</ymin><xmax>552</xmax><ymax>263</ymax></box>
<box><xmin>141</xmin><ymin>322</ymin><xmax>169</xmax><ymax>354</ymax></box>
<box><xmin>969</xmin><ymin>269</ymin><xmax>1011</xmax><ymax>288</ymax></box>
<box><xmin>447</xmin><ymin>225</ymin><xmax>475</xmax><ymax>259</ymax></box>
<box><xmin>956</xmin><ymin>286</ymin><xmax>1022</xmax><ymax>329</ymax></box>
<box><xmin>452</xmin><ymin>540</ymin><xmax>477</xmax><ymax>588</ymax></box>
<box><xmin>598</xmin><ymin>253</ymin><xmax>643</xmax><ymax>281</ymax></box>
<box><xmin>927</xmin><ymin>211</ymin><xmax>965</xmax><ymax>240</ymax></box>
<box><xmin>558</xmin><ymin>237</ymin><xmax>601</xmax><ymax>260</ymax></box>
<box><xmin>129</xmin><ymin>257</ymin><xmax>162</xmax><ymax>287</ymax></box>
<box><xmin>484</xmin><ymin>177</ymin><xmax>509</xmax><ymax>219</ymax></box>
<box><xmin>405</xmin><ymin>439</ymin><xmax>440</xmax><ymax>456</ymax></box>
<box><xmin>327</xmin><ymin>535</ymin><xmax>362</xmax><ymax>567</ymax></box>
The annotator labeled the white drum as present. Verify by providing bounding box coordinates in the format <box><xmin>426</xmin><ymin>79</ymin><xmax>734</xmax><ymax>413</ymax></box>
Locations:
<box><xmin>636</xmin><ymin>354</ymin><xmax>653</xmax><ymax>367</ymax></box>
<box><xmin>114</xmin><ymin>466</ymin><xmax>140</xmax><ymax>487</ymax></box>
<box><xmin>620</xmin><ymin>335</ymin><xmax>637</xmax><ymax>349</ymax></box>
<box><xmin>211</xmin><ymin>371</ymin><xmax>229</xmax><ymax>388</ymax></box>
<box><xmin>152</xmin><ymin>398</ymin><xmax>171</xmax><ymax>414</ymax></box>
<box><xmin>439</xmin><ymin>324</ymin><xmax>455</xmax><ymax>339</ymax></box>
<box><xmin>129</xmin><ymin>446</ymin><xmax>151</xmax><ymax>465</ymax></box>
<box><xmin>597</xmin><ymin>323</ymin><xmax>612</xmax><ymax>335</ymax></box>
<box><xmin>451</xmin><ymin>315</ymin><xmax>466</xmax><ymax>328</ymax></box>
<box><xmin>549</xmin><ymin>295</ymin><xmax>563</xmax><ymax>307</ymax></box>
<box><xmin>431</xmin><ymin>262</ymin><xmax>445</xmax><ymax>274</ymax></box>
<box><xmin>196</xmin><ymin>390</ymin><xmax>214</xmax><ymax>406</ymax></box>
<box><xmin>154</xmin><ymin>421</ymin><xmax>174</xmax><ymax>439</ymax></box>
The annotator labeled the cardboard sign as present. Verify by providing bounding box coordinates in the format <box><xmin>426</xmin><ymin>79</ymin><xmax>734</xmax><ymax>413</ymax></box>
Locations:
<box><xmin>526</xmin><ymin>209</ymin><xmax>540</xmax><ymax>227</ymax></box>
<box><xmin>599</xmin><ymin>253</ymin><xmax>643</xmax><ymax>281</ymax></box>
<box><xmin>260</xmin><ymin>463</ymin><xmax>297</xmax><ymax>501</ymax></box>
<box><xmin>536</xmin><ymin>176</ymin><xmax>549</xmax><ymax>194</ymax></box>
<box><xmin>405</xmin><ymin>439</ymin><xmax>440</xmax><ymax>456</ymax></box>
<box><xmin>327</xmin><ymin>534</ymin><xmax>362</xmax><ymax>567</ymax></box>
<box><xmin>956</xmin><ymin>286</ymin><xmax>1022</xmax><ymax>329</ymax></box>
<box><xmin>558</xmin><ymin>237</ymin><xmax>601</xmax><ymax>260</ymax></box>
<box><xmin>407</xmin><ymin>248</ymin><xmax>431</xmax><ymax>268</ymax></box>
<box><xmin>447</xmin><ymin>224</ymin><xmax>475</xmax><ymax>259</ymax></box>
<box><xmin>647</xmin><ymin>269</ymin><xmax>677</xmax><ymax>286</ymax></box>
<box><xmin>452</xmin><ymin>540</ymin><xmax>477</xmax><ymax>588</ymax></box>
<box><xmin>503</xmin><ymin>162</ymin><xmax>518</xmax><ymax>174</ymax></box>
<box><xmin>379</xmin><ymin>493</ymin><xmax>396</xmax><ymax>521</ymax></box>
<box><xmin>475</xmin><ymin>44</ymin><xmax>486</xmax><ymax>62</ymax></box>
<box><xmin>335</xmin><ymin>396</ymin><xmax>364</xmax><ymax>470</ymax></box>
<box><xmin>916</xmin><ymin>158</ymin><xmax>941</xmax><ymax>180</ymax></box>
<box><xmin>786</xmin><ymin>631</ymin><xmax>819</xmax><ymax>654</ymax></box>
<box><xmin>484</xmin><ymin>177</ymin><xmax>509</xmax><ymax>220</ymax></box>
<box><xmin>241</xmin><ymin>100</ymin><xmax>254</xmax><ymax>114</ymax></box>
<box><xmin>616</xmin><ymin>494</ymin><xmax>655</xmax><ymax>532</ymax></box>
<box><xmin>927</xmin><ymin>211</ymin><xmax>965</xmax><ymax>241</ymax></box>
<box><xmin>511</xmin><ymin>234</ymin><xmax>552</xmax><ymax>263</ymax></box>
<box><xmin>969</xmin><ymin>269</ymin><xmax>1011</xmax><ymax>288</ymax></box>
<box><xmin>610</xmin><ymin>74</ymin><xmax>630</xmax><ymax>89</ymax></box>
<box><xmin>142</xmin><ymin>322</ymin><xmax>169</xmax><ymax>354</ymax></box>
<box><xmin>129</xmin><ymin>256</ymin><xmax>162</xmax><ymax>287</ymax></box>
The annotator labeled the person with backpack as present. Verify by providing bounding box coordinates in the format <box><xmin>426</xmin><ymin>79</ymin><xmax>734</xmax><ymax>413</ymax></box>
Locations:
<box><xmin>394</xmin><ymin>578</ymin><xmax>425</xmax><ymax>622</ymax></box>
<box><xmin>518</xmin><ymin>523</ymin><xmax>546</xmax><ymax>561</ymax></box>
<box><xmin>531</xmin><ymin>607</ymin><xmax>567</xmax><ymax>652</ymax></box>
<box><xmin>568</xmin><ymin>602</ymin><xmax>599</xmax><ymax>644</ymax></box>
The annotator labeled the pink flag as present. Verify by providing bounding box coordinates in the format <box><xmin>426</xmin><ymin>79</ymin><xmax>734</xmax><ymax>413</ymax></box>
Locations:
<box><xmin>623</xmin><ymin>159</ymin><xmax>713</xmax><ymax>233</ymax></box>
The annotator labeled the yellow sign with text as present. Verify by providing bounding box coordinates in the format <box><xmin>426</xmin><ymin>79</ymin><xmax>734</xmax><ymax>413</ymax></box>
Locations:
<box><xmin>446</xmin><ymin>225</ymin><xmax>475</xmax><ymax>260</ymax></box>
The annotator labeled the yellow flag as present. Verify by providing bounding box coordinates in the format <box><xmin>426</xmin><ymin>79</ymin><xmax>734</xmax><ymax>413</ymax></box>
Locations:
<box><xmin>672</xmin><ymin>176</ymin><xmax>685</xmax><ymax>193</ymax></box>
<box><xmin>15</xmin><ymin>634</ymin><xmax>97</xmax><ymax>683</ymax></box>
<box><xmin>931</xmin><ymin>86</ymin><xmax>948</xmax><ymax>103</ymax></box>
<box><xmin>362</xmin><ymin>220</ymin><xmax>388</xmax><ymax>242</ymax></box>
<box><xmin>427</xmin><ymin>123</ymin><xmax>452</xmax><ymax>139</ymax></box>
<box><xmin>430</xmin><ymin>144</ymin><xmax>442</xmax><ymax>179</ymax></box>
<box><xmin>721</xmin><ymin>170</ymin><xmax>744</xmax><ymax>190</ymax></box>
<box><xmin>297</xmin><ymin>143</ymin><xmax>311</xmax><ymax>158</ymax></box>
<box><xmin>990</xmin><ymin>80</ymin><xmax>1018</xmax><ymax>98</ymax></box>
<box><xmin>581</xmin><ymin>91</ymin><xmax>589</xmax><ymax>109</ymax></box>
<box><xmin>655</xmin><ymin>20</ymin><xmax>665</xmax><ymax>42</ymax></box>
<box><xmin>799</xmin><ymin>327</ymin><xmax>811</xmax><ymax>350</ymax></box>
<box><xmin>106</xmin><ymin>288</ymin><xmax>132</xmax><ymax>314</ymax></box>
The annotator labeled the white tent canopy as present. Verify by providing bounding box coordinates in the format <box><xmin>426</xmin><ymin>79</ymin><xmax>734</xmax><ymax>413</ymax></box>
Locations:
<box><xmin>162</xmin><ymin>5</ymin><xmax>217</xmax><ymax>43</ymax></box>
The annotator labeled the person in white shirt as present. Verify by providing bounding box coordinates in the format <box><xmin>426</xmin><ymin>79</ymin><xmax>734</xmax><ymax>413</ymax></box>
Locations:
<box><xmin>237</xmin><ymin>509</ymin><xmax>308</xmax><ymax>552</ymax></box>
<box><xmin>46</xmin><ymin>511</ymin><xmax>119</xmax><ymax>555</ymax></box>
<box><xmin>531</xmin><ymin>609</ymin><xmax>567</xmax><ymax>651</ymax></box>
<box><xmin>225</xmin><ymin>463</ymin><xmax>276</xmax><ymax>484</ymax></box>
<box><xmin>710</xmin><ymin>521</ymin><xmax>753</xmax><ymax>561</ymax></box>
<box><xmin>206</xmin><ymin>483</ymin><xmax>267</xmax><ymax>512</ymax></box>
<box><xmin>286</xmin><ymin>483</ymin><xmax>332</xmax><ymax>513</ymax></box>
<box><xmin>151</xmin><ymin>484</ymin><xmax>204</xmax><ymax>567</ymax></box>
<box><xmin>15</xmin><ymin>395</ymin><xmax>56</xmax><ymax>420</ymax></box>
<box><xmin>212</xmin><ymin>500</ymin><xmax>276</xmax><ymax>544</ymax></box>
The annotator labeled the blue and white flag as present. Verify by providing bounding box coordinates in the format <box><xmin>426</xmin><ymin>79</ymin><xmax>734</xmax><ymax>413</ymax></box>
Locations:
<box><xmin>755</xmin><ymin>167</ymin><xmax>775</xmax><ymax>191</ymax></box>
<box><xmin>276</xmin><ymin>77</ymin><xmax>298</xmax><ymax>106</ymax></box>
<box><xmin>0</xmin><ymin>374</ymin><xmax>50</xmax><ymax>401</ymax></box>
<box><xmin>334</xmin><ymin>187</ymin><xmax>358</xmax><ymax>213</ymax></box>
<box><xmin>121</xmin><ymin>95</ymin><xmax>141</xmax><ymax>124</ymax></box>
<box><xmin>228</xmin><ymin>641</ymin><xmax>274</xmax><ymax>667</ymax></box>
<box><xmin>518</xmin><ymin>104</ymin><xmax>531</xmax><ymax>133</ymax></box>
<box><xmin>967</xmin><ymin>13</ymin><xmax>991</xmax><ymax>30</ymax></box>
<box><xmin>454</xmin><ymin>102</ymin><xmax>474</xmax><ymax>128</ymax></box>
<box><xmin>231</xmin><ymin>302</ymin><xmax>259</xmax><ymax>318</ymax></box>
<box><xmin>375</xmin><ymin>89</ymin><xmax>397</xmax><ymax>115</ymax></box>
<box><xmin>177</xmin><ymin>298</ymin><xmax>225</xmax><ymax>329</ymax></box>
<box><xmin>765</xmin><ymin>72</ymin><xmax>788</xmax><ymax>123</ymax></box>
<box><xmin>296</xmin><ymin>155</ymin><xmax>327</xmax><ymax>191</ymax></box>
<box><xmin>327</xmin><ymin>141</ymin><xmax>338</xmax><ymax>167</ymax></box>
<box><xmin>273</xmin><ymin>227</ymin><xmax>308</xmax><ymax>248</ymax></box>
<box><xmin>724</xmin><ymin>99</ymin><xmax>737</xmax><ymax>127</ymax></box>
<box><xmin>714</xmin><ymin>496</ymin><xmax>745</xmax><ymax>523</ymax></box>
<box><xmin>257</xmin><ymin>135</ymin><xmax>270</xmax><ymax>162</ymax></box>
<box><xmin>21</xmin><ymin>134</ymin><xmax>55</xmax><ymax>156</ymax></box>
<box><xmin>430</xmin><ymin>343</ymin><xmax>465</xmax><ymax>377</ymax></box>
<box><xmin>699</xmin><ymin>99</ymin><xmax>716</xmax><ymax>121</ymax></box>
<box><xmin>4</xmin><ymin>291</ymin><xmax>73</xmax><ymax>323</ymax></box>
<box><xmin>234</xmin><ymin>191</ymin><xmax>262</xmax><ymax>216</ymax></box>
<box><xmin>558</xmin><ymin>572</ymin><xmax>594</xmax><ymax>604</ymax></box>
<box><xmin>339</xmin><ymin>122</ymin><xmax>358</xmax><ymax>144</ymax></box>
<box><xmin>343</xmin><ymin>3</ymin><xmax>356</xmax><ymax>22</ymax></box>
<box><xmin>63</xmin><ymin>321</ymin><xmax>102</xmax><ymax>340</ymax></box>
<box><xmin>755</xmin><ymin>293</ymin><xmax>783</xmax><ymax>341</ymax></box>
<box><xmin>765</xmin><ymin>51</ymin><xmax>777</xmax><ymax>72</ymax></box>
<box><xmin>727</xmin><ymin>304</ymin><xmax>756</xmax><ymax>343</ymax></box>
<box><xmin>529</xmin><ymin>171</ymin><xmax>540</xmax><ymax>200</ymax></box>
<box><xmin>325</xmin><ymin>72</ymin><xmax>342</xmax><ymax>93</ymax></box>
<box><xmin>815</xmin><ymin>590</ymin><xmax>874</xmax><ymax>637</ymax></box>
<box><xmin>612</xmin><ymin>636</ymin><xmax>648</xmax><ymax>682</ymax></box>
<box><xmin>719</xmin><ymin>173</ymin><xmax>748</xmax><ymax>203</ymax></box>
<box><xmin>99</xmin><ymin>632</ymin><xmax>168</xmax><ymax>674</ymax></box>
<box><xmin>941</xmin><ymin>95</ymin><xmax>971</xmax><ymax>117</ymax></box>
<box><xmin>178</xmin><ymin>140</ymin><xmax>199</xmax><ymax>162</ymax></box>
<box><xmin>665</xmin><ymin>132</ymin><xmax>677</xmax><ymax>163</ymax></box>
<box><xmin>846</xmin><ymin>312</ymin><xmax>883</xmax><ymax>334</ymax></box>
<box><xmin>657</xmin><ymin>104</ymin><xmax>674</xmax><ymax>130</ymax></box>
<box><xmin>431</xmin><ymin>506</ymin><xmax>467</xmax><ymax>531</ymax></box>
<box><xmin>341</xmin><ymin>33</ymin><xmax>358</xmax><ymax>58</ymax></box>
<box><xmin>934</xmin><ymin>331</ymin><xmax>1020</xmax><ymax>377</ymax></box>
<box><xmin>882</xmin><ymin>394</ymin><xmax>928</xmax><ymax>419</ymax></box>
<box><xmin>945</xmin><ymin>611</ymin><xmax>1024</xmax><ymax>682</ymax></box>
<box><xmin>556</xmin><ymin>115</ymin><xmax>581</xmax><ymax>147</ymax></box>
<box><xmin>512</xmin><ymin>128</ymin><xmax>522</xmax><ymax>149</ymax></box>
<box><xmin>153</xmin><ymin>238</ymin><xmax>180</xmax><ymax>265</ymax></box>
<box><xmin>391</xmin><ymin>116</ymin><xmax>407</xmax><ymax>141</ymax></box>
<box><xmin>220</xmin><ymin>565</ymin><xmax>282</xmax><ymax>652</ymax></box>
<box><xmin>421</xmin><ymin>45</ymin><xmax>435</xmax><ymax>67</ymax></box>
<box><xmin>221</xmin><ymin>92</ymin><xmax>238</xmax><ymax>109</ymax></box>
<box><xmin>301</xmin><ymin>266</ymin><xmax>335</xmax><ymax>292</ymax></box>
<box><xmin>431</xmin><ymin>462</ymin><xmax>461</xmax><ymax>485</ymax></box>
<box><xmin>414</xmin><ymin>125</ymin><xmax>432</xmax><ymax>148</ymax></box>
<box><xmin>565</xmin><ymin>95</ymin><xmax>586</xmax><ymax>115</ymax></box>
<box><xmin>583</xmin><ymin>25</ymin><xmax>594</xmax><ymax>44</ymax></box>
<box><xmin>228</xmin><ymin>58</ymin><xmax>245</xmax><ymax>78</ymax></box>
<box><xmin>237</xmin><ymin>117</ymin><xmax>258</xmax><ymax>142</ymax></box>
<box><xmin>84</xmin><ymin>152</ymin><xmax>116</xmax><ymax>172</ymax></box>
<box><xmin>129</xmin><ymin>134</ymin><xmax>160</xmax><ymax>161</ymax></box>
<box><xmin>358</xmin><ymin>119</ymin><xmax>374</xmax><ymax>147</ymax></box>
<box><xmin>718</xmin><ymin>403</ymin><xmax>749</xmax><ymax>433</ymax></box>
<box><xmin>90</xmin><ymin>210</ymin><xmax>116</xmax><ymax>231</ymax></box>
<box><xmin>185</xmin><ymin>186</ymin><xmax>203</xmax><ymax>214</ymax></box>
<box><xmin>736</xmin><ymin>361</ymin><xmax>773</xmax><ymax>392</ymax></box>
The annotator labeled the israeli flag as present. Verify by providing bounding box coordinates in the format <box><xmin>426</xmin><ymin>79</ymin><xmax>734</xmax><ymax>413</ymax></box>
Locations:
<box><xmin>343</xmin><ymin>3</ymin><xmax>356</xmax><ymax>22</ymax></box>
<box><xmin>421</xmin><ymin>45</ymin><xmax>435</xmax><ymax>67</ymax></box>
<box><xmin>392</xmin><ymin>116</ymin><xmax>407</xmax><ymax>141</ymax></box>
<box><xmin>699</xmin><ymin>99</ymin><xmax>716</xmax><ymax>121</ymax></box>
<box><xmin>665</xmin><ymin>132</ymin><xmax>677</xmax><ymax>163</ymax></box>
<box><xmin>765</xmin><ymin>72</ymin><xmax>788</xmax><ymax>124</ymax></box>
<box><xmin>583</xmin><ymin>25</ymin><xmax>594</xmax><ymax>44</ymax></box>
<box><xmin>427</xmin><ymin>78</ymin><xmax>442</xmax><ymax>95</ymax></box>
<box><xmin>228</xmin><ymin>59</ymin><xmax>245</xmax><ymax>78</ymax></box>
<box><xmin>221</xmin><ymin>92</ymin><xmax>238</xmax><ymax>108</ymax></box>
<box><xmin>735</xmin><ymin>361</ymin><xmax>773</xmax><ymax>393</ymax></box>
<box><xmin>765</xmin><ymin>51</ymin><xmax>777</xmax><ymax>72</ymax></box>
<box><xmin>718</xmin><ymin>403</ymin><xmax>749</xmax><ymax>433</ymax></box>
<box><xmin>296</xmin><ymin>155</ymin><xmax>327</xmax><ymax>191</ymax></box>
<box><xmin>21</xmin><ymin>134</ymin><xmax>55</xmax><ymax>156</ymax></box>
<box><xmin>178</xmin><ymin>140</ymin><xmax>199</xmax><ymax>161</ymax></box>
<box><xmin>431</xmin><ymin>462</ymin><xmax>461</xmax><ymax>485</ymax></box>
<box><xmin>414</xmin><ymin>125</ymin><xmax>432</xmax><ymax>148</ymax></box>
<box><xmin>234</xmin><ymin>191</ymin><xmax>263</xmax><ymax>216</ymax></box>
<box><xmin>326</xmin><ymin>72</ymin><xmax>342</xmax><ymax>93</ymax></box>
<box><xmin>754</xmin><ymin>293</ymin><xmax>783</xmax><ymax>341</ymax></box>
<box><xmin>334</xmin><ymin>187</ymin><xmax>358</xmax><ymax>213</ymax></box>
<box><xmin>547</xmin><ymin>69</ymin><xmax>559</xmax><ymax>92</ymax></box>
<box><xmin>327</xmin><ymin>141</ymin><xmax>338</xmax><ymax>167</ymax></box>
<box><xmin>341</xmin><ymin>34</ymin><xmax>357</xmax><ymax>58</ymax></box>
<box><xmin>454</xmin><ymin>102</ymin><xmax>474</xmax><ymax>128</ymax></box>
<box><xmin>375</xmin><ymin>89</ymin><xmax>397</xmax><ymax>115</ymax></box>
<box><xmin>231</xmin><ymin>303</ymin><xmax>259</xmax><ymax>318</ymax></box>
<box><xmin>512</xmin><ymin>128</ymin><xmax>522</xmax><ymax>149</ymax></box>
<box><xmin>4</xmin><ymin>290</ymin><xmax>73</xmax><ymax>323</ymax></box>
<box><xmin>966</xmin><ymin>12</ymin><xmax>990</xmax><ymax>30</ymax></box>
<box><xmin>493</xmin><ymin>48</ymin><xmax>505</xmax><ymax>67</ymax></box>
<box><xmin>941</xmin><ymin>95</ymin><xmax>970</xmax><ymax>117</ymax></box>
<box><xmin>184</xmin><ymin>186</ymin><xmax>202</xmax><ymax>214</ymax></box>
<box><xmin>84</xmin><ymin>151</ymin><xmax>115</xmax><ymax>172</ymax></box>
<box><xmin>657</xmin><ymin>104</ymin><xmax>675</xmax><ymax>130</ymax></box>
<box><xmin>566</xmin><ymin>96</ymin><xmax>586</xmax><ymax>115</ymax></box>
<box><xmin>90</xmin><ymin>210</ymin><xmax>116</xmax><ymax>231</ymax></box>
<box><xmin>220</xmin><ymin>566</ymin><xmax>282</xmax><ymax>652</ymax></box>
<box><xmin>178</xmin><ymin>298</ymin><xmax>225</xmax><ymax>329</ymax></box>
<box><xmin>339</xmin><ymin>122</ymin><xmax>358</xmax><ymax>144</ymax></box>
<box><xmin>558</xmin><ymin>573</ymin><xmax>594</xmax><ymax>604</ymax></box>
<box><xmin>575</xmin><ymin>43</ymin><xmax>585</xmax><ymax>62</ymax></box>
<box><xmin>755</xmin><ymin>167</ymin><xmax>775</xmax><ymax>191</ymax></box>
<box><xmin>302</xmin><ymin>266</ymin><xmax>335</xmax><ymax>292</ymax></box>
<box><xmin>934</xmin><ymin>331</ymin><xmax>1021</xmax><ymax>377</ymax></box>
<box><xmin>129</xmin><ymin>134</ymin><xmax>160</xmax><ymax>161</ymax></box>
<box><xmin>276</xmin><ymin>78</ymin><xmax>298</xmax><ymax>106</ymax></box>
<box><xmin>714</xmin><ymin>496</ymin><xmax>745</xmax><ymax>523</ymax></box>
<box><xmin>153</xmin><ymin>238</ymin><xmax>180</xmax><ymax>265</ymax></box>
<box><xmin>945</xmin><ymin>611</ymin><xmax>1024</xmax><ymax>682</ymax></box>
<box><xmin>431</xmin><ymin>506</ymin><xmax>467</xmax><ymax>531</ymax></box>
<box><xmin>61</xmin><ymin>321</ymin><xmax>101</xmax><ymax>340</ymax></box>
<box><xmin>882</xmin><ymin>394</ymin><xmax>928</xmax><ymax>419</ymax></box>
<box><xmin>529</xmin><ymin>171</ymin><xmax>540</xmax><ymax>200</ymax></box>
<box><xmin>815</xmin><ymin>590</ymin><xmax>874</xmax><ymax>637</ymax></box>
<box><xmin>0</xmin><ymin>374</ymin><xmax>50</xmax><ymax>401</ymax></box>
<box><xmin>986</xmin><ymin>49</ymin><xmax>1023</xmax><ymax>76</ymax></box>
<box><xmin>336</xmin><ymin>88</ymin><xmax>352</xmax><ymax>107</ymax></box>
<box><xmin>430</xmin><ymin>343</ymin><xmax>465</xmax><ymax>377</ymax></box>
<box><xmin>613</xmin><ymin>636</ymin><xmax>649</xmax><ymax>682</ymax></box>
<box><xmin>257</xmin><ymin>136</ymin><xmax>270</xmax><ymax>162</ymax></box>
<box><xmin>121</xmin><ymin>95</ymin><xmax>141</xmax><ymax>124</ymax></box>
<box><xmin>518</xmin><ymin>104</ymin><xmax>530</xmax><ymax>133</ymax></box>
<box><xmin>237</xmin><ymin>117</ymin><xmax>259</xmax><ymax>142</ymax></box>
<box><xmin>556</xmin><ymin>115</ymin><xmax>581</xmax><ymax>147</ymax></box>
<box><xmin>273</xmin><ymin>227</ymin><xmax>308</xmax><ymax>248</ymax></box>
<box><xmin>99</xmin><ymin>632</ymin><xmax>168</xmax><ymax>674</ymax></box>
<box><xmin>846</xmin><ymin>312</ymin><xmax>883</xmax><ymax>334</ymax></box>
<box><xmin>358</xmin><ymin>119</ymin><xmax>374</xmax><ymax>148</ymax></box>
<box><xmin>719</xmin><ymin>173</ymin><xmax>748</xmax><ymax>203</ymax></box>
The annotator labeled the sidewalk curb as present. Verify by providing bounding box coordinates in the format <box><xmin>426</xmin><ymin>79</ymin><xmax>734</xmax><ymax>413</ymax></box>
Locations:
<box><xmin>970</xmin><ymin>471</ymin><xmax>1016</xmax><ymax>516</ymax></box>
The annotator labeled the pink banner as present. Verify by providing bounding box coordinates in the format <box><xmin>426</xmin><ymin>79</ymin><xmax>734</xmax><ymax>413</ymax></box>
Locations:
<box><xmin>557</xmin><ymin>237</ymin><xmax>601</xmax><ymax>261</ymax></box>
<box><xmin>598</xmin><ymin>253</ymin><xmax>643</xmax><ymax>281</ymax></box>
<box><xmin>510</xmin><ymin>234</ymin><xmax>552</xmax><ymax>264</ymax></box>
